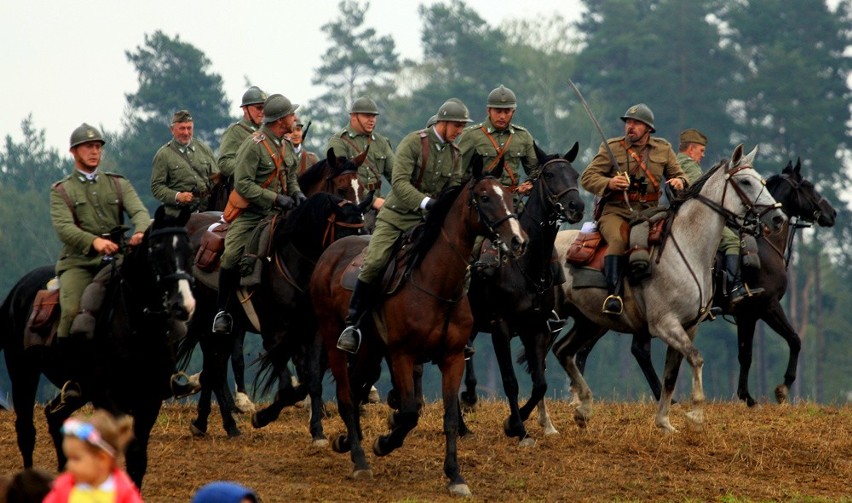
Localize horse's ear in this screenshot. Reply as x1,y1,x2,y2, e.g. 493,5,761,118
565,142,579,163
153,205,166,226
490,156,505,180
533,141,548,165
470,153,484,179
742,145,759,168
794,158,802,176
783,160,793,174
326,148,337,166
730,144,744,170
353,145,369,167
357,190,376,214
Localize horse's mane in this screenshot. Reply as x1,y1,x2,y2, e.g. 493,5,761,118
673,158,727,204
297,158,329,192
275,193,335,243
408,182,467,269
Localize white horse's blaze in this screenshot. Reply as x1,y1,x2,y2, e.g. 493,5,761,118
350,178,361,205
178,279,196,319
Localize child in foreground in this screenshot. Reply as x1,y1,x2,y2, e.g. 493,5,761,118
43,409,143,503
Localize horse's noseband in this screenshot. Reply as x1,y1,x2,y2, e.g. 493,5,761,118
148,226,194,284
537,159,580,226
469,176,519,246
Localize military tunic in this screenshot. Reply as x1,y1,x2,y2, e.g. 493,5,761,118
358,127,464,283
151,139,217,214
51,171,151,337
217,118,258,178
676,152,703,185
220,125,299,270
295,146,320,176
581,136,685,255
326,125,395,192
457,117,538,190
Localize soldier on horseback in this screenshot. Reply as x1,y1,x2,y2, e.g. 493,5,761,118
336,99,473,354
212,93,306,335
580,104,687,316
218,86,267,181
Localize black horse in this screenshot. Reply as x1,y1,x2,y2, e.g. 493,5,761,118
181,192,373,439
0,207,195,488
565,159,836,406
462,143,584,443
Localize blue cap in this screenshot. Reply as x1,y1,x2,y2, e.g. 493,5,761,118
191,481,258,503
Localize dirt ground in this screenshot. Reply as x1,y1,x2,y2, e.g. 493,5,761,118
0,399,849,502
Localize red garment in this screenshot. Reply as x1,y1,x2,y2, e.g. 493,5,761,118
43,468,144,503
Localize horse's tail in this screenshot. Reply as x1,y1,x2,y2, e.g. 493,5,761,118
252,342,285,397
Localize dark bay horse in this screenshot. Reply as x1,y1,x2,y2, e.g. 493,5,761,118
298,148,369,204
311,159,526,497
568,159,836,406
552,145,786,432
181,192,373,438
462,143,584,444
0,207,195,488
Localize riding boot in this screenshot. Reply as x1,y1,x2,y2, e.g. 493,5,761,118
53,337,91,413
726,254,764,307
212,267,240,334
337,279,379,354
602,255,624,316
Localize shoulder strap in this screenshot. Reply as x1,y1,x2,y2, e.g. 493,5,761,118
620,140,660,192
257,136,285,193
52,181,80,227
480,126,516,186
237,122,254,134
416,130,430,189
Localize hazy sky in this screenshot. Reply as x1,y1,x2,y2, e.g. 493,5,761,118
1,0,584,153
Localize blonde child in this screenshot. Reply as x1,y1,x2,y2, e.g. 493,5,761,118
43,410,143,503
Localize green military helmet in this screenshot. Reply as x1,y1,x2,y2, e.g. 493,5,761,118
241,86,267,107
487,84,517,109
263,94,299,124
425,114,438,128
350,96,380,115
436,98,472,123
620,103,655,132
69,123,105,148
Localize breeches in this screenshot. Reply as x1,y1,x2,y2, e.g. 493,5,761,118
719,226,740,255
598,213,630,256
358,218,404,284
220,214,264,270
58,267,96,338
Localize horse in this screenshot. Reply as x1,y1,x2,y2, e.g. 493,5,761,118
180,192,374,438
567,159,836,407
311,158,526,497
298,148,369,204
0,206,195,488
551,145,786,432
461,143,584,444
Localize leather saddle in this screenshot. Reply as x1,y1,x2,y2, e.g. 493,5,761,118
340,223,425,295
565,218,668,277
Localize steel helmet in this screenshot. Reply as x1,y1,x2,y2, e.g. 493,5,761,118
620,103,655,132
69,123,105,148
436,99,472,123
263,94,299,124
486,84,517,109
350,96,380,115
241,86,267,107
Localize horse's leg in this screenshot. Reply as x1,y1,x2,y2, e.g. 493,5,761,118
653,319,704,431
552,317,602,428
214,382,240,438
630,333,664,401
440,351,471,497
325,335,371,477
44,391,83,471
307,333,329,447
191,387,212,437
570,328,607,407
517,322,549,431
761,302,801,405
490,320,528,442
536,398,558,436
373,353,419,456
735,314,759,407
460,331,478,410
125,400,162,489
9,361,39,468
656,345,684,432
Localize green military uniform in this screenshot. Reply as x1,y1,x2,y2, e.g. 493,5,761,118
457,117,538,192
151,138,217,214
677,146,738,255
295,145,320,176
358,127,465,284
218,118,259,179
220,125,299,270
581,136,685,255
676,152,703,185
51,171,151,338
326,125,395,192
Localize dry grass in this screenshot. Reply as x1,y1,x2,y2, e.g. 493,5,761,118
0,400,849,502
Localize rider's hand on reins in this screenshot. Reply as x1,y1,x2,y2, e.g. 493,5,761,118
93,236,119,256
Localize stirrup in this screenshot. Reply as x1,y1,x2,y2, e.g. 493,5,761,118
211,311,233,335
463,345,475,361
602,295,623,315
336,325,361,354
547,310,565,334
171,372,202,399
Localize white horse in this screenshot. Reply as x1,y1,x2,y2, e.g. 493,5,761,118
553,145,786,431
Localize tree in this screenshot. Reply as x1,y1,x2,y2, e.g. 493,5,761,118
0,115,70,193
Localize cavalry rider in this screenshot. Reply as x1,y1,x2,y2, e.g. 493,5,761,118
150,110,218,215
336,99,474,354
326,96,395,212
218,86,267,183
50,124,152,403
676,128,762,306
212,94,306,335
290,120,319,175
580,104,687,316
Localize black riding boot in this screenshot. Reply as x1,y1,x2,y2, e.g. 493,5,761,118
212,266,240,334
726,254,763,307
337,279,378,354
53,337,90,412
602,255,624,316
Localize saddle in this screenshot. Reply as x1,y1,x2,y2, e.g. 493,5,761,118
340,224,423,294
195,220,228,272
24,285,60,349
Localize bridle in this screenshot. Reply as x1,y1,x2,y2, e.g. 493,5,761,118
528,158,580,227
148,226,194,284
767,172,826,267
469,175,519,249
692,162,781,233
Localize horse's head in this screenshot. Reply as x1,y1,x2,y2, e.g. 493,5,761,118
146,206,196,322
327,147,369,204
532,141,585,224
766,158,836,227
469,154,527,258
275,192,369,260
721,144,786,233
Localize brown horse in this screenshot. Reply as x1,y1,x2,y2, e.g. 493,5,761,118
298,148,369,204
310,159,526,497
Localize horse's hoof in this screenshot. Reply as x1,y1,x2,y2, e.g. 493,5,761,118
312,438,329,449
367,386,381,404
332,435,350,454
519,436,536,448
351,469,373,480
251,412,267,429
189,422,206,438
774,384,789,404
685,409,704,431
448,483,472,497
542,426,559,437
226,426,241,438
573,411,588,429
656,417,678,433
234,392,256,414
502,417,525,438
372,436,389,457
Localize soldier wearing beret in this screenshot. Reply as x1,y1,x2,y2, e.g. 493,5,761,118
580,103,687,315
336,99,473,354
150,110,217,215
